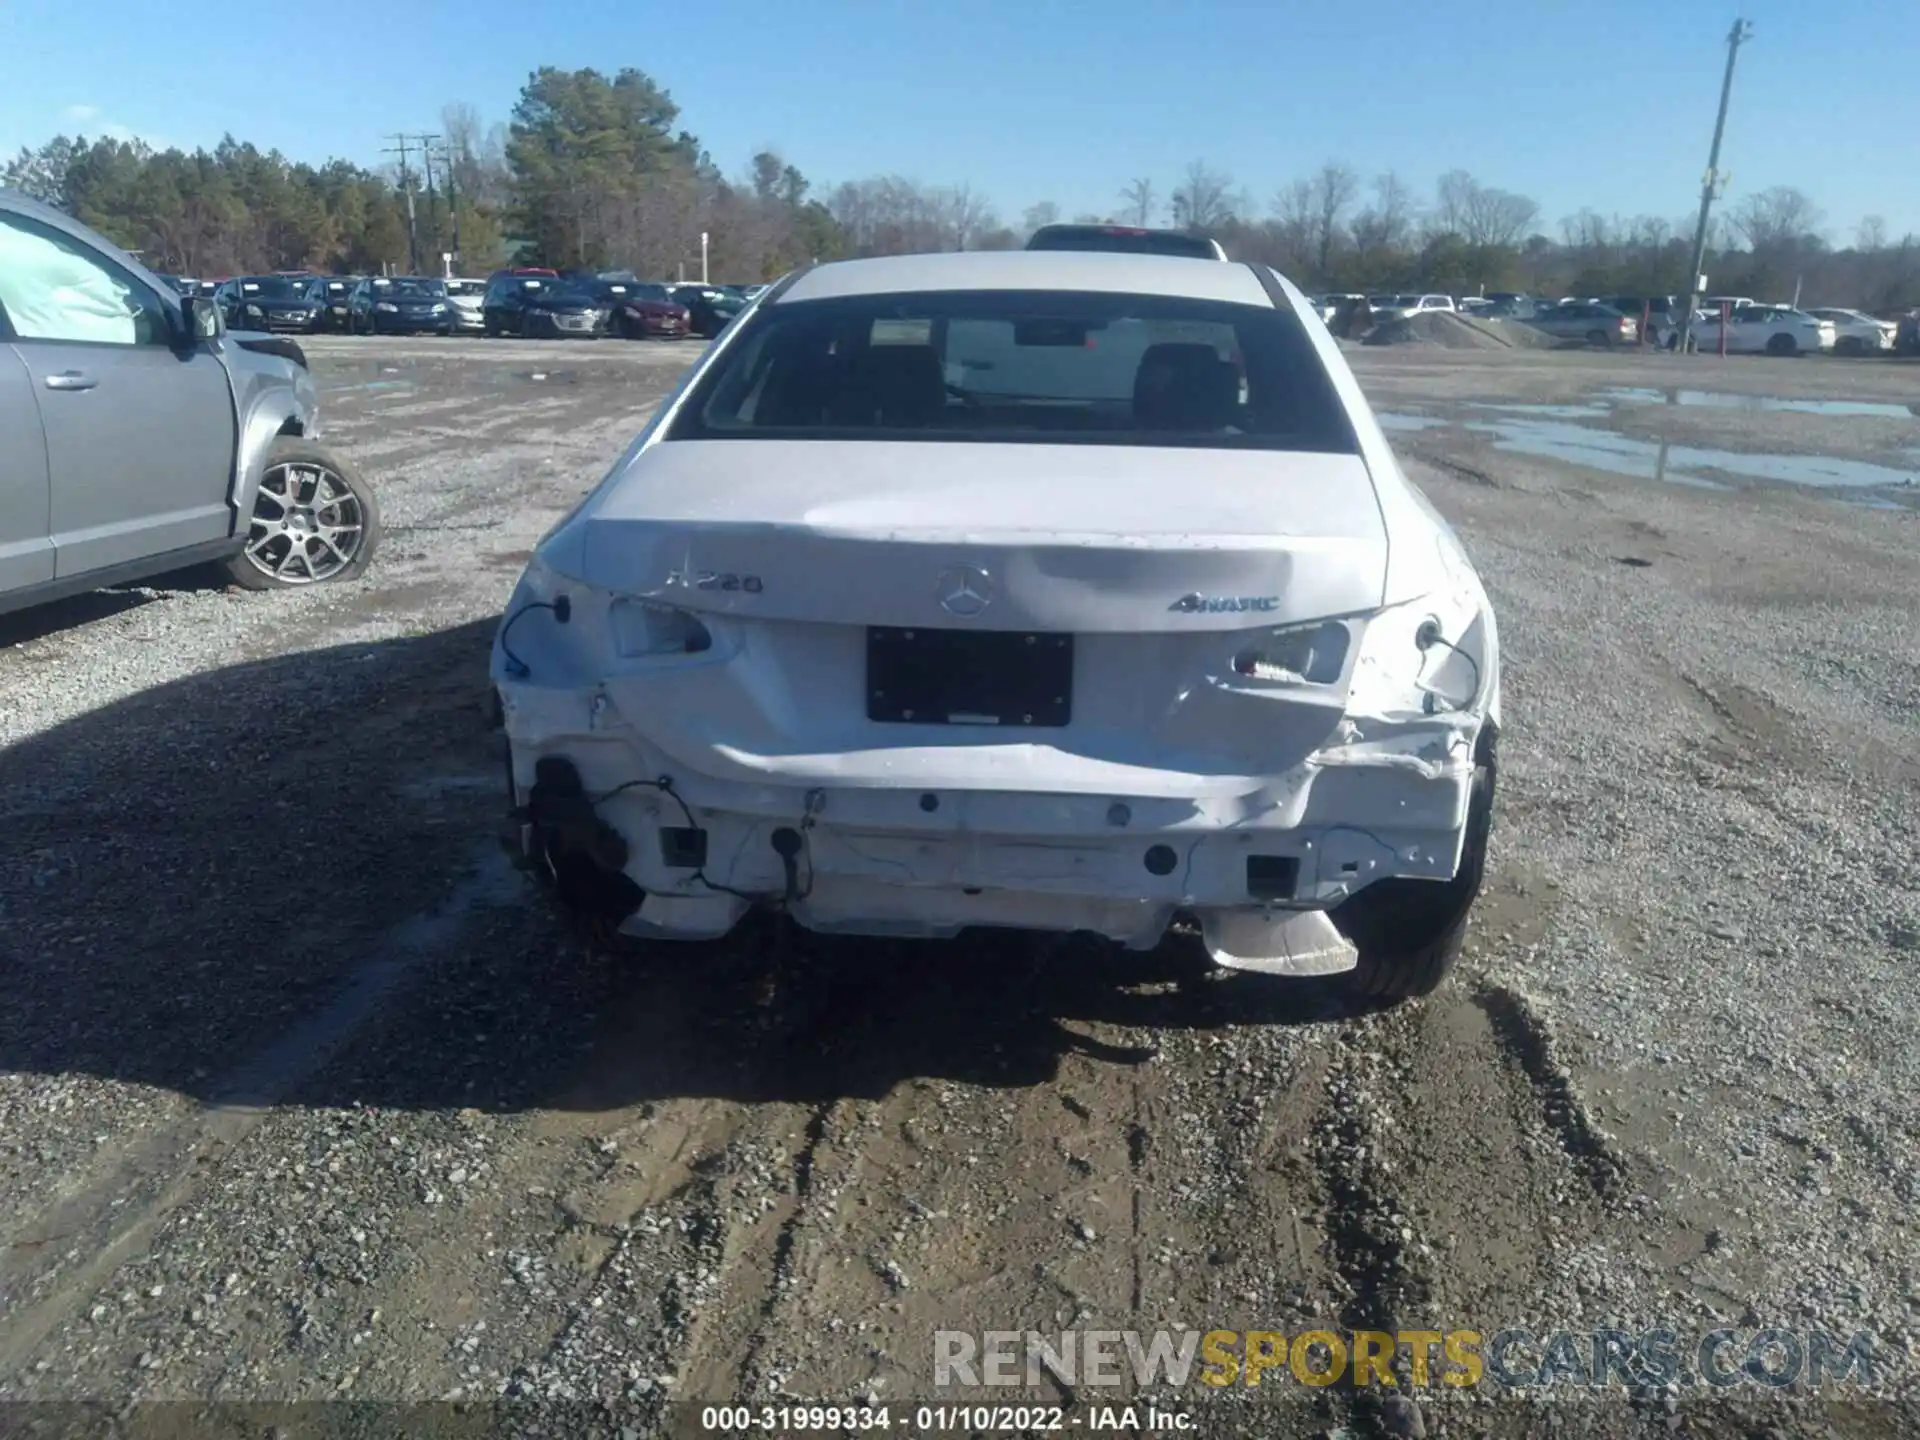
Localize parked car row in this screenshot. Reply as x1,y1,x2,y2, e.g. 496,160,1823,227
1298,286,1908,357
150,268,762,342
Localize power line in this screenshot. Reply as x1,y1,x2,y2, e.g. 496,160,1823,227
1677,19,1754,357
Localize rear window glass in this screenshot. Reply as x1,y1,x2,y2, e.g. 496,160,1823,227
1025,226,1220,259
665,288,1358,454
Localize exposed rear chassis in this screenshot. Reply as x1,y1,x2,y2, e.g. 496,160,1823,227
496,680,1495,972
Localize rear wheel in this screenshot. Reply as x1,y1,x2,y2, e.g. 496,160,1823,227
1766,332,1798,357
1586,328,1611,348
1327,741,1496,1006
1835,336,1863,357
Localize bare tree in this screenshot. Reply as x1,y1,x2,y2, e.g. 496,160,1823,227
824,176,1000,255
1626,214,1672,250
1560,210,1612,252
1266,180,1315,273
1118,177,1156,227
941,184,998,250
1730,186,1824,250
1461,184,1539,248
1170,160,1238,231
1430,169,1476,237
1021,200,1060,238
1308,161,1360,278
1855,214,1888,252
1350,171,1414,255
441,101,509,209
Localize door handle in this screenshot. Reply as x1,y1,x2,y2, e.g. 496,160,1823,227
44,370,98,391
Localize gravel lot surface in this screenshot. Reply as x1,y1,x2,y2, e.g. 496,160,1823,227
1,336,1915,1438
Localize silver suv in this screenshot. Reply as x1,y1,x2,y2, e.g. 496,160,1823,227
0,189,379,617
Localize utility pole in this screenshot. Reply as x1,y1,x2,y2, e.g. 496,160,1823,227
415,133,442,262
436,142,462,272
381,133,420,274
1677,19,1753,357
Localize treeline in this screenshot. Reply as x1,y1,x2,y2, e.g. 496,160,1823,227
1134,161,1920,311
6,72,1917,310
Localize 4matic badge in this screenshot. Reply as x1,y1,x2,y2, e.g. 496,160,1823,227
1170,593,1279,614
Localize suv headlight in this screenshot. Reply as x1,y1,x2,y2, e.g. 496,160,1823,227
432,302,448,312
610,597,712,657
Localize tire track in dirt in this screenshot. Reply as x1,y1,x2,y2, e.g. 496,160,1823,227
1475,983,1631,1204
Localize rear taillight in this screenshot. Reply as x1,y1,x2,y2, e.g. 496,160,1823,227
1231,621,1352,685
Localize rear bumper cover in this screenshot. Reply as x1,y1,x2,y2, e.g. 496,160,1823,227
498,677,1484,954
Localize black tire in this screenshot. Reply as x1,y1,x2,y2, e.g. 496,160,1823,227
1766,332,1797,357
1834,336,1862,357
222,438,381,591
1586,328,1611,348
1328,750,1496,1006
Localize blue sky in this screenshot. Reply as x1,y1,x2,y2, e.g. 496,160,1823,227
4,0,1916,242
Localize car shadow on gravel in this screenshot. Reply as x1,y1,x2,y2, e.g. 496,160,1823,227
0,615,1356,1120
536,922,1358,1109
0,617,508,1116
0,572,231,647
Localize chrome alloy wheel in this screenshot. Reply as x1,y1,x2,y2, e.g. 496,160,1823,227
244,460,367,584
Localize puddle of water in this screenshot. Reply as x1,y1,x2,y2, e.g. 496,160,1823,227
1375,412,1446,431
1466,417,1919,492
1468,401,1613,419
1600,387,1917,419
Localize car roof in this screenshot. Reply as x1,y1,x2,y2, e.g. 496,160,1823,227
777,250,1274,307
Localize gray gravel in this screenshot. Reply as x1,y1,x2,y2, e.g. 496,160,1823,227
1,337,1916,1437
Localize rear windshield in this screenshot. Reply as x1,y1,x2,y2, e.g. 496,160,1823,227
665,288,1358,454
1025,226,1220,260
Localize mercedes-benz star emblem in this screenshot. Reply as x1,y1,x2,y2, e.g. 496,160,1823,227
936,565,993,617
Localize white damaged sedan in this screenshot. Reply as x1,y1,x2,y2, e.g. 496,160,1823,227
493,250,1500,1003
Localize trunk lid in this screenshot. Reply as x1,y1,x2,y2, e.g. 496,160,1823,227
572,440,1386,632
